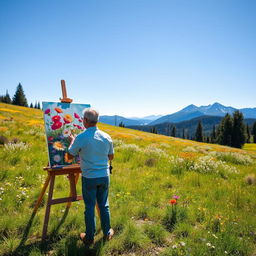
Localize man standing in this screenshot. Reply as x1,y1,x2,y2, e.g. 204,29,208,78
68,108,114,244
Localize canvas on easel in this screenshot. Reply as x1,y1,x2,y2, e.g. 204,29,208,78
42,102,90,167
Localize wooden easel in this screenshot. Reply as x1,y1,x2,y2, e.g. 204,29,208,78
33,80,99,240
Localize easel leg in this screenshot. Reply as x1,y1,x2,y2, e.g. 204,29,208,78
66,173,80,208
42,174,55,240
33,175,51,214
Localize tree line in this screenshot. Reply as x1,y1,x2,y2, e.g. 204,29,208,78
0,83,41,109
149,111,256,149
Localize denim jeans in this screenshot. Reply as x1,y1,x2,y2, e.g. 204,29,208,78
82,176,111,240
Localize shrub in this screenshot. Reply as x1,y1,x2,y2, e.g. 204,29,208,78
211,151,254,165
244,174,256,185
0,135,8,145
144,224,168,245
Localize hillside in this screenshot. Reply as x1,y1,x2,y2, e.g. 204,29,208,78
0,103,256,256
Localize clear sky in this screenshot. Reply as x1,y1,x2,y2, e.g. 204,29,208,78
0,0,255,117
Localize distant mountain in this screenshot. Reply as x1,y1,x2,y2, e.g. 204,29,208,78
100,115,163,126
99,115,150,126
150,102,256,125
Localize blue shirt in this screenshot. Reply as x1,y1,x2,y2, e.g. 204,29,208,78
68,127,114,178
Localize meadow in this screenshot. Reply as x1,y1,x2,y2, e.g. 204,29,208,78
0,102,256,256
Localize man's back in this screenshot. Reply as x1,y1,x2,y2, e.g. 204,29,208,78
69,126,114,178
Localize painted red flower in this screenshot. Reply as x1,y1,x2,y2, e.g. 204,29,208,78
51,121,62,130
52,115,61,122
78,119,83,122
74,113,80,119
77,125,83,130
44,109,50,114
55,107,63,113
48,136,54,141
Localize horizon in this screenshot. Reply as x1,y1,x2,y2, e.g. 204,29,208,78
1,0,256,116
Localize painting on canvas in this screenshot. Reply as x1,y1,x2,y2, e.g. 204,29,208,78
42,102,90,167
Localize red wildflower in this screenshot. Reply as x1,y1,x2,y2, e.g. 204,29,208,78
169,199,177,205
52,115,61,122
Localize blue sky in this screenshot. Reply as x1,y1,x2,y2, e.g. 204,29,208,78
0,0,255,117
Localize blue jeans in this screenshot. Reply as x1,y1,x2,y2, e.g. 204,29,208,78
82,176,111,240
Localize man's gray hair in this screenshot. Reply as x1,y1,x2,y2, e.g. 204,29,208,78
83,108,99,124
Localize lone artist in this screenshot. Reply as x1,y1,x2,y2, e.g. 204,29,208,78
68,108,114,244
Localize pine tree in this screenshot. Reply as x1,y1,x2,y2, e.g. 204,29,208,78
119,122,125,128
182,128,185,139
30,103,33,108
211,125,216,143
12,83,28,107
34,101,38,109
217,114,233,146
195,121,203,142
252,122,256,143
150,126,157,134
171,126,176,137
246,124,251,143
231,111,246,148
0,90,12,104
37,101,41,109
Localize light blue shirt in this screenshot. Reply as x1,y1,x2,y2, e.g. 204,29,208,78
68,127,114,178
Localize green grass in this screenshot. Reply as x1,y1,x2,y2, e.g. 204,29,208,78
0,102,256,255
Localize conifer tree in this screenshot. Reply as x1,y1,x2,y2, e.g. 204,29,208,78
195,121,203,142
220,114,233,146
246,124,251,143
30,103,33,108
252,122,256,143
34,101,37,109
171,126,176,137
211,125,216,143
0,90,11,104
12,83,28,107
182,128,185,139
37,101,41,109
231,111,246,148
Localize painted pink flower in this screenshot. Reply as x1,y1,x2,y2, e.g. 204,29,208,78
78,119,83,122
44,109,50,114
77,125,83,130
51,121,62,130
52,115,61,123
74,113,80,119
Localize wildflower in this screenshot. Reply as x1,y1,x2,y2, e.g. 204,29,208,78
173,195,180,200
62,129,71,137
44,109,50,114
224,251,228,254
74,113,80,119
53,154,61,162
64,114,73,124
53,141,65,151
169,199,177,205
52,115,61,122
206,242,212,247
211,246,215,249
51,121,62,130
55,107,63,113
212,234,218,239
180,241,186,246
172,244,178,249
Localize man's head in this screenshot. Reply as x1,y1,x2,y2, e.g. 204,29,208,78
83,108,99,128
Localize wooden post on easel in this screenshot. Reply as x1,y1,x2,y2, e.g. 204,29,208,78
33,80,100,240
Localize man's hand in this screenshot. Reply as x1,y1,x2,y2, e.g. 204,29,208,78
108,154,114,161
68,133,76,144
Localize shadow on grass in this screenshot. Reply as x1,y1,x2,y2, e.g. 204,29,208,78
6,207,105,256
